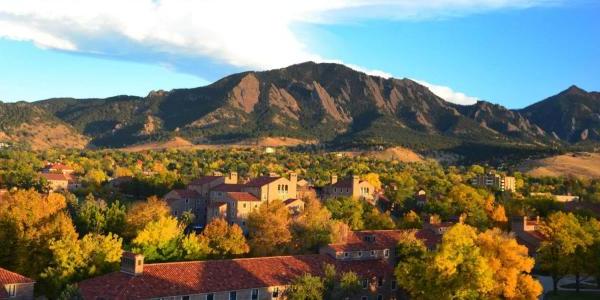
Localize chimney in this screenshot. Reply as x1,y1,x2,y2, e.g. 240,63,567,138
228,172,238,184
213,171,223,176
121,252,144,275
352,175,360,187
331,174,338,185
289,172,297,187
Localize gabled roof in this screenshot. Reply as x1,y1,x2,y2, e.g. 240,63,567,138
283,198,302,206
211,184,246,192
44,162,73,170
226,192,259,202
189,176,223,186
327,229,441,252
39,173,69,182
245,176,281,187
78,255,393,300
0,267,34,285
173,189,201,199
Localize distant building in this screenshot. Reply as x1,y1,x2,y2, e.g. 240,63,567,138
164,172,302,231
39,173,70,192
415,189,427,207
511,216,544,256
471,173,516,192
41,162,74,175
323,175,376,201
0,267,35,300
530,192,579,203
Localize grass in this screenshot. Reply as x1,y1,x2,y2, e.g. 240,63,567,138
544,291,600,300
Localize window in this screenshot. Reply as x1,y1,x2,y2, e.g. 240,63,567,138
251,288,259,300
185,199,189,204
371,250,376,257
182,296,190,300
377,295,383,300
243,203,247,208
378,277,383,287
391,280,397,291
361,296,368,300
229,291,237,300
7,284,16,297
362,279,368,289
358,251,362,257
272,287,279,298
384,249,390,258
344,252,349,258
206,294,214,300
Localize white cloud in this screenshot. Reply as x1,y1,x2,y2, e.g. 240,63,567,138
414,79,479,105
0,0,557,103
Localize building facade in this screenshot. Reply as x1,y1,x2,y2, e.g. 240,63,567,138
0,267,34,300
471,173,516,192
323,175,376,201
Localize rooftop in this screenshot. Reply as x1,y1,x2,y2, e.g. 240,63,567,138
173,189,201,198
39,173,69,181
189,176,224,186
327,229,441,252
226,192,259,202
0,267,34,285
78,255,393,300
244,176,281,187
211,184,246,193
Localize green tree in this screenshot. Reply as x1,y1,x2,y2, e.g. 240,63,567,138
291,198,335,252
324,197,364,230
285,274,324,300
131,216,183,262
181,233,210,260
362,207,395,230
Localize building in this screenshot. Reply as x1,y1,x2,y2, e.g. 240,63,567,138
530,192,580,203
471,173,516,192
78,228,448,300
0,267,35,300
296,179,317,201
39,173,70,192
415,189,427,207
511,216,544,256
323,175,376,201
164,172,301,231
41,162,75,175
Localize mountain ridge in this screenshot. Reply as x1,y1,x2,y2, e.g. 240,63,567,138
1,62,598,153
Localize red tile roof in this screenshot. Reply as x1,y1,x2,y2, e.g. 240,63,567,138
245,176,280,187
226,192,259,202
328,178,355,188
78,255,393,300
327,229,441,252
45,162,73,170
39,173,69,181
211,184,246,192
189,176,223,186
0,267,34,285
173,189,201,198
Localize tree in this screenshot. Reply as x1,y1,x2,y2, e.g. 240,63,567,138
291,198,335,252
398,210,422,229
104,201,126,236
285,274,324,300
75,194,107,235
386,171,417,208
247,200,292,256
476,228,542,299
179,210,196,228
131,216,183,262
201,218,249,258
124,196,171,240
84,169,108,187
537,212,593,294
181,233,210,260
363,207,395,230
363,173,382,190
0,190,77,279
42,233,122,297
324,197,364,230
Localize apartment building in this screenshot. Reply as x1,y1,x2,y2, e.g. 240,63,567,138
0,267,34,300
323,175,376,201
78,227,448,300
471,173,516,192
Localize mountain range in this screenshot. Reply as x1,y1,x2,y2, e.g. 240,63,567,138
0,62,598,152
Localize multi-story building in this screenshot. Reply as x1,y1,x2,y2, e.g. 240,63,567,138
323,175,376,201
78,228,446,300
164,173,299,230
41,162,75,175
471,173,516,192
511,216,544,256
0,267,35,300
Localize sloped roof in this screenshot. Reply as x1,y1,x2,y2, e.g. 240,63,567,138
245,176,280,187
0,267,34,285
78,255,393,300
189,176,223,186
327,229,441,252
39,173,69,182
173,189,201,198
211,184,246,192
226,192,259,202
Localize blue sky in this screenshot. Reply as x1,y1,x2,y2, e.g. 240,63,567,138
0,0,599,108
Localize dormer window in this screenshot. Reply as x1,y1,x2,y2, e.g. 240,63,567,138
363,235,376,242
384,249,389,258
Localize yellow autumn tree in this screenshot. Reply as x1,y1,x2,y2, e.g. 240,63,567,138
124,196,171,240
132,216,183,262
476,228,542,299
201,218,249,258
247,200,292,256
363,173,382,190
